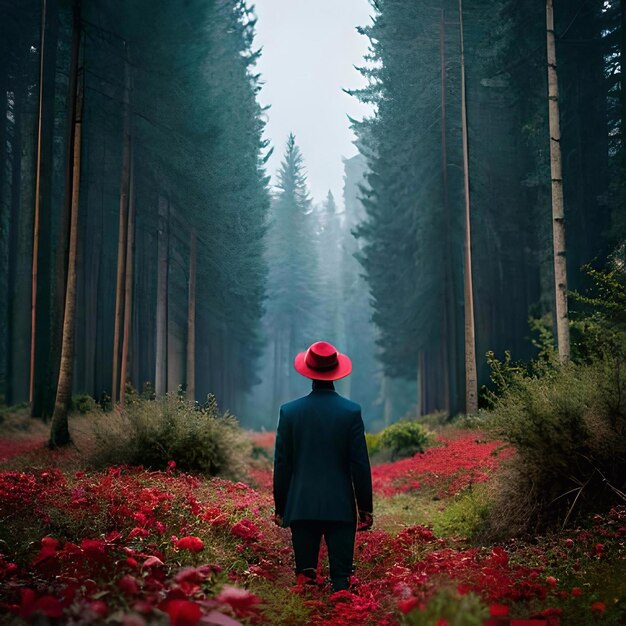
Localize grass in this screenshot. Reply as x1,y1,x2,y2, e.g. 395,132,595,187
372,483,491,542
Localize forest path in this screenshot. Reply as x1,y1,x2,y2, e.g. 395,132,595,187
0,424,623,624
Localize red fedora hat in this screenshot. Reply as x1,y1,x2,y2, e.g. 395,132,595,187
294,341,352,381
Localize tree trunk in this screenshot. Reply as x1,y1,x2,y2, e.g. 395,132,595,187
31,0,59,417
546,0,570,362
621,0,626,144
418,351,426,417
49,34,83,448
29,0,48,406
112,46,131,403
119,140,135,405
440,10,452,417
155,195,169,396
186,228,196,401
382,375,392,427
11,77,37,405
0,59,8,400
51,0,80,415
459,0,478,415
5,80,24,406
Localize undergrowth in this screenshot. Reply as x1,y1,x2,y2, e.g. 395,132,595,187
90,395,252,480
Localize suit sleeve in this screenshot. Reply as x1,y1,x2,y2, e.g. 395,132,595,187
350,408,373,514
273,407,293,516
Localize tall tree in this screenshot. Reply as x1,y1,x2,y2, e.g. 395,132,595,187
186,228,197,401
459,0,478,413
112,44,132,404
49,17,82,447
264,134,318,409
546,0,569,362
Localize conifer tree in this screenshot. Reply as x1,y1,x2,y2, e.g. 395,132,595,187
264,134,318,407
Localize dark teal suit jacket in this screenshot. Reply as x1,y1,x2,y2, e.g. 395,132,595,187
273,388,373,527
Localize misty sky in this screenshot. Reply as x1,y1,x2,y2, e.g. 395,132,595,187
253,0,375,207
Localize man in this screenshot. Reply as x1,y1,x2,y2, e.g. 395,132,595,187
273,340,373,592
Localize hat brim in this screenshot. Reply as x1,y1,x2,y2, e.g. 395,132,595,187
293,351,352,381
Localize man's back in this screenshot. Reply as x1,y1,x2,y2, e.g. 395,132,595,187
274,387,372,526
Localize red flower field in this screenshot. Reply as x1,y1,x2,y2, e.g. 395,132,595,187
0,429,624,625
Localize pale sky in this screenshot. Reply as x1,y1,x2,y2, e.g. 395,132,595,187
252,0,375,207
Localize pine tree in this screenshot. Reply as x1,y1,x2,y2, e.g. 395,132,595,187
264,134,319,408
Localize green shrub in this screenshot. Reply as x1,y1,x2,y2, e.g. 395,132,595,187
365,432,381,457
486,358,626,537
415,411,450,428
401,590,488,625
379,420,433,460
90,394,252,479
71,394,97,414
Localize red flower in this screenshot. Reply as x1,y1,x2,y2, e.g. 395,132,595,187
216,585,261,617
489,547,509,567
17,588,64,619
398,596,419,614
571,587,583,597
118,574,141,595
538,607,563,617
489,604,509,616
230,518,261,542
176,536,204,552
88,600,109,617
159,599,201,626
546,576,558,588
32,536,60,566
564,538,574,548
594,543,604,556
591,601,606,613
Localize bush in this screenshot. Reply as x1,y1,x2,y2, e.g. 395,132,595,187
90,394,252,479
365,432,381,457
485,358,626,537
71,394,97,414
378,420,433,460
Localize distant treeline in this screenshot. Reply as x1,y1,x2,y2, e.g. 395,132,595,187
350,0,626,415
0,0,269,427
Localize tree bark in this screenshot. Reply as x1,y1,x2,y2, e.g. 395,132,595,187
51,0,80,415
440,10,452,417
31,0,59,417
112,45,132,403
0,57,7,400
49,30,83,448
119,140,135,405
186,228,196,401
546,0,570,362
459,0,478,414
155,195,169,396
5,79,24,406
29,0,48,406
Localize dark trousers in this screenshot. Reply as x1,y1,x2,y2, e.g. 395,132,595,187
290,520,356,591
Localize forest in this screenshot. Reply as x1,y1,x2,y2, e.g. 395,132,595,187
2,0,624,434
0,0,625,623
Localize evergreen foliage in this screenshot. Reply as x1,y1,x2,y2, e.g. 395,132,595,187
350,0,624,416
261,134,319,410
0,0,270,421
